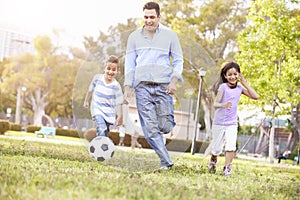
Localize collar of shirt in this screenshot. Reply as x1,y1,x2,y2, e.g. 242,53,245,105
140,23,162,34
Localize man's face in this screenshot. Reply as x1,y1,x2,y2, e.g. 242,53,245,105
143,9,160,32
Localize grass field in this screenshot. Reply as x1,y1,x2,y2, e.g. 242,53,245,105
0,134,300,200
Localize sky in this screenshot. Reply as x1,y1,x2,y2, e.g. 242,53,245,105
0,0,146,47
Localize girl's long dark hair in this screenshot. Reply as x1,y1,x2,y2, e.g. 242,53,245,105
212,61,241,95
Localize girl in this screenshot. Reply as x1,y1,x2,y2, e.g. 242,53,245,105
208,61,259,176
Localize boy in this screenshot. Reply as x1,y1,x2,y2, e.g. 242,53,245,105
83,55,123,139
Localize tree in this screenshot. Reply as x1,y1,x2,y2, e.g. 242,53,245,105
1,35,80,125
235,0,300,163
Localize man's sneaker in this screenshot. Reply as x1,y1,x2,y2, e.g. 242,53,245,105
223,164,232,177
208,157,217,173
159,164,173,171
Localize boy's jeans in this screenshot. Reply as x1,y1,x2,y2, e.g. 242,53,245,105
135,82,175,167
93,115,110,137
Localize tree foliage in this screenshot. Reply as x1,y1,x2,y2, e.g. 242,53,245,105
0,35,81,125
235,0,300,116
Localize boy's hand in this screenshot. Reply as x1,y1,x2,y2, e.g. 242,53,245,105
83,101,89,109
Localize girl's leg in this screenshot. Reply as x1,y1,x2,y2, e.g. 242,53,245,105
208,125,225,173
225,151,234,166
208,154,218,173
223,125,237,176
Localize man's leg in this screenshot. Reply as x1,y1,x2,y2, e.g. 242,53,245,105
156,83,175,134
136,84,173,167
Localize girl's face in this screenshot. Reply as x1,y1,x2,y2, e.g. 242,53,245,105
104,62,118,82
224,67,239,86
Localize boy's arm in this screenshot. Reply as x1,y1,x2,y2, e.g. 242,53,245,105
115,104,123,126
83,91,92,108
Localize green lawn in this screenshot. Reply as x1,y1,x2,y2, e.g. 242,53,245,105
0,136,299,200
4,130,85,142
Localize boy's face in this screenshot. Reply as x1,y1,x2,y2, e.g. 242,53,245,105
104,62,118,81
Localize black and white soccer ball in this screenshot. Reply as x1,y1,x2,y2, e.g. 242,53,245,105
88,136,116,162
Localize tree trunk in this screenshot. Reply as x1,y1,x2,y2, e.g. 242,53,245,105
203,101,211,141
30,88,49,126
269,118,275,164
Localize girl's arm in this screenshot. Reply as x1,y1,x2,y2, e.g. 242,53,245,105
213,89,232,109
239,73,259,100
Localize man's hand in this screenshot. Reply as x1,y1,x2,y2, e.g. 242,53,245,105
166,77,178,94
116,115,123,126
124,85,132,104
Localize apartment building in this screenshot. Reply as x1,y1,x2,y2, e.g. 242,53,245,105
0,27,35,61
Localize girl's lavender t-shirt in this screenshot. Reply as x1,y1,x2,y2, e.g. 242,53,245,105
213,83,243,126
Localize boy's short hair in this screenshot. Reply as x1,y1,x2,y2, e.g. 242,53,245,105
107,55,119,65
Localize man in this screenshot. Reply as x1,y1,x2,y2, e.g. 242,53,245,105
124,2,183,170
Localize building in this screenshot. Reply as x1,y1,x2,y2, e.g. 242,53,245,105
0,27,35,61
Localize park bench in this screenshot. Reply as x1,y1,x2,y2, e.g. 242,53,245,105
35,126,56,138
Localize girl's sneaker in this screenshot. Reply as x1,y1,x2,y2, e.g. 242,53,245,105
223,164,232,177
208,157,217,173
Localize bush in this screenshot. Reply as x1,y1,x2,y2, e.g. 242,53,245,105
83,128,97,142
0,120,10,135
56,128,80,138
9,123,22,131
26,125,41,133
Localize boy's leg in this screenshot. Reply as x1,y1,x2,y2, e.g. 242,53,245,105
93,115,109,137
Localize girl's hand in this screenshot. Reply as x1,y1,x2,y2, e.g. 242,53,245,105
238,73,246,84
223,101,232,109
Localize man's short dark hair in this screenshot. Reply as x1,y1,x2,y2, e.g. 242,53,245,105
143,2,160,17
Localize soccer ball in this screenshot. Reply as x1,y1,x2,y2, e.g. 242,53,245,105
88,136,116,162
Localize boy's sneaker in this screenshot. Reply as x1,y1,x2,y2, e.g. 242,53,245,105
223,164,232,177
208,157,217,173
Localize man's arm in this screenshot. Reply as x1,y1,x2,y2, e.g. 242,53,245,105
170,32,184,83
124,33,136,104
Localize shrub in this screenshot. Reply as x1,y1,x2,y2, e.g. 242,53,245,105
26,125,41,133
0,120,10,135
56,128,80,138
83,128,97,142
9,123,22,131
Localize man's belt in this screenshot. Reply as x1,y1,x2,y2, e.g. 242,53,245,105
141,81,161,86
